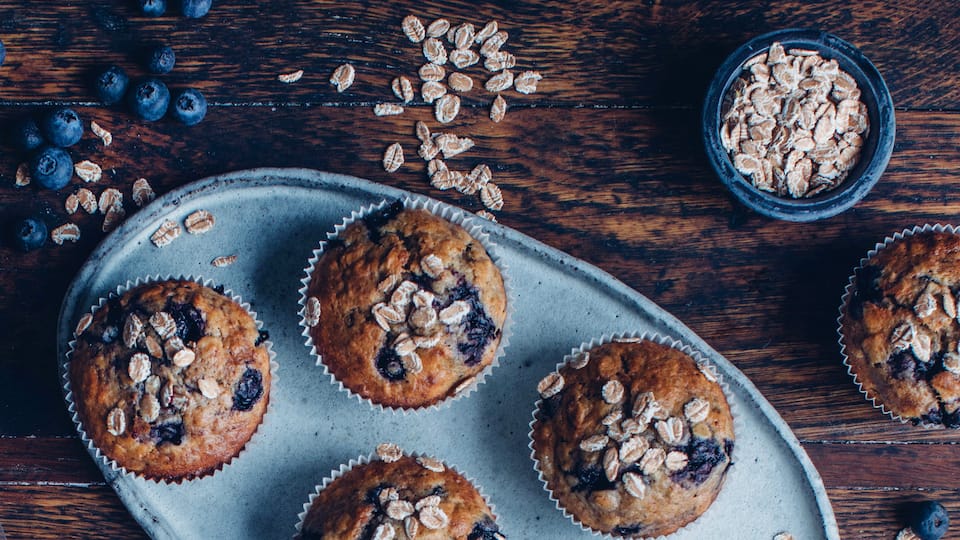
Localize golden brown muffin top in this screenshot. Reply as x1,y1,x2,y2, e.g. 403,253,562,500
69,279,271,481
532,339,734,537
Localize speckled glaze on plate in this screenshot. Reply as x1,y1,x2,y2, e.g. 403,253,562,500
57,168,838,539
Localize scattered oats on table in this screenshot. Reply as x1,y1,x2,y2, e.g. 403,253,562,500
490,94,507,122
51,223,81,245
65,194,80,214
77,188,97,213
383,143,404,173
392,76,415,103
98,188,123,213
277,69,304,83
402,15,426,43
90,121,112,146
132,178,155,207
102,205,125,232
434,94,461,124
15,163,30,187
330,63,355,92
75,160,102,183
373,103,404,116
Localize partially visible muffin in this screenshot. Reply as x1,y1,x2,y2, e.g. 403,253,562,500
303,201,508,409
298,444,504,540
531,338,735,537
69,279,271,481
841,229,960,426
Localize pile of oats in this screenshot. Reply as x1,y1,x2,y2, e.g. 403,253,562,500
373,15,543,218
721,42,869,198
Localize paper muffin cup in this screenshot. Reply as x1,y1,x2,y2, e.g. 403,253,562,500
837,223,960,428
293,445,500,539
62,275,279,484
527,331,741,539
297,196,514,413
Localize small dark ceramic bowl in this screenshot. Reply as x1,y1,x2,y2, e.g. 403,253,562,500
702,29,895,222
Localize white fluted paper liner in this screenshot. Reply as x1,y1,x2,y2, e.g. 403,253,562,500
527,331,742,539
62,275,279,484
293,447,500,539
837,223,960,429
297,196,514,413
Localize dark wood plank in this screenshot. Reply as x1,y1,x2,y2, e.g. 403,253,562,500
4,106,960,440
0,1,959,108
0,437,102,484
0,484,147,539
830,487,958,539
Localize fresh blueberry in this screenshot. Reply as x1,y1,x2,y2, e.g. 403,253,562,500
909,500,949,540
138,0,166,16
0,39,5,67
29,146,73,190
146,44,175,74
95,65,129,105
172,88,207,125
128,78,170,121
180,0,212,18
10,116,45,152
40,108,83,148
11,217,47,252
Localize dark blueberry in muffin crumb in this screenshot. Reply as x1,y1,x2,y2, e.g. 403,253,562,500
572,464,614,492
613,524,644,536
375,345,406,381
448,280,499,366
167,302,205,343
255,329,269,346
232,368,263,411
468,516,503,540
429,485,446,498
670,437,729,487
888,350,933,381
364,484,391,511
908,500,949,540
849,264,883,319
101,325,120,344
362,200,404,242
539,394,562,420
150,421,185,445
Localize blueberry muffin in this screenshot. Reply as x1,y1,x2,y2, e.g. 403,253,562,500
303,201,507,409
68,279,271,481
841,229,960,426
531,338,735,537
298,444,504,539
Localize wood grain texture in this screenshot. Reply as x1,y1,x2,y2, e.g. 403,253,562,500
0,1,959,108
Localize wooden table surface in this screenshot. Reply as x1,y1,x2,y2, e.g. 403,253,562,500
0,1,957,538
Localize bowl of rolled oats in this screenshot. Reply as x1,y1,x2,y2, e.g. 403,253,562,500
703,28,895,222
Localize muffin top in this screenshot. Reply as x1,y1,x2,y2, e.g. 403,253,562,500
531,339,734,537
69,279,271,480
842,230,960,426
305,202,507,409
299,446,503,540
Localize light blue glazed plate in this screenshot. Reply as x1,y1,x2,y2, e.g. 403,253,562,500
57,168,839,539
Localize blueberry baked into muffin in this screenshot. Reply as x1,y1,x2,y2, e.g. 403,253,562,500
303,201,507,409
531,338,735,537
298,443,504,540
841,229,960,426
68,279,271,481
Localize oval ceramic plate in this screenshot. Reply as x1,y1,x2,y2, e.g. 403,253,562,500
57,168,839,539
